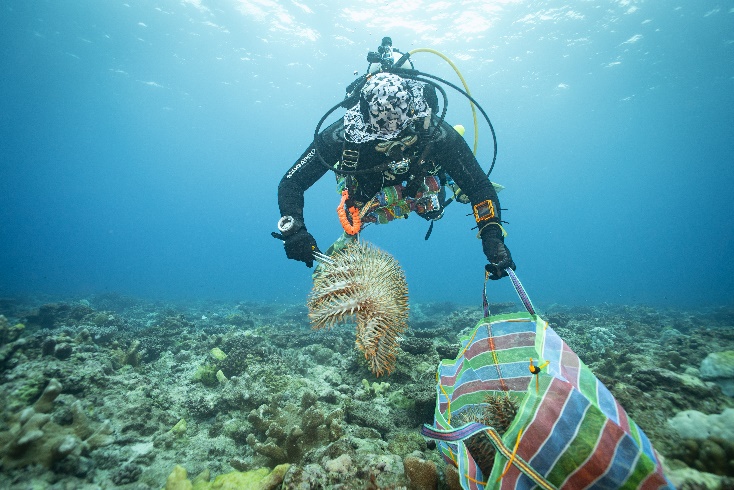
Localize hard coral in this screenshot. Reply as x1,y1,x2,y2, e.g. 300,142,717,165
0,378,114,470
244,392,341,466
0,315,24,345
403,455,438,490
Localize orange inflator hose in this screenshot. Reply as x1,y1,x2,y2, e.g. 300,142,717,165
337,190,361,235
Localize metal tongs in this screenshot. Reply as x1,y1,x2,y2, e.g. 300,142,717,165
312,251,334,265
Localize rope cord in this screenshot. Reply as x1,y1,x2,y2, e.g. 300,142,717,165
464,474,486,485
336,190,361,235
484,428,557,490
392,68,498,177
498,428,524,481
529,357,551,393
487,323,508,393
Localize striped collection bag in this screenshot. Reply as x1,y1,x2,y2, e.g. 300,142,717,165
421,270,673,490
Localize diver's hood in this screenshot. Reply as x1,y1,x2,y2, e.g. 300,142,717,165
344,73,431,144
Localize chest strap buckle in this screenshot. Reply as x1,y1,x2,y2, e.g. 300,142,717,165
342,149,359,168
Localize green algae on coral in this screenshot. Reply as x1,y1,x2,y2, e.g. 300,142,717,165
170,418,187,436
164,464,289,490
387,389,415,410
209,347,227,361
361,378,390,397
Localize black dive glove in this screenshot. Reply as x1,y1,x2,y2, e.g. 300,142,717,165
480,223,516,280
272,216,320,268
283,229,319,268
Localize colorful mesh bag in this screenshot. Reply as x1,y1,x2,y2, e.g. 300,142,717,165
421,270,673,490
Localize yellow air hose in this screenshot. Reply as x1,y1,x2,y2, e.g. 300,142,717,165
408,48,479,155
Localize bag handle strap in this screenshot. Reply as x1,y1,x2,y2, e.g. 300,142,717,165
483,268,536,317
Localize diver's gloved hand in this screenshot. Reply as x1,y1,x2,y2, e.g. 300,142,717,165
283,228,319,268
272,216,320,268
480,223,516,280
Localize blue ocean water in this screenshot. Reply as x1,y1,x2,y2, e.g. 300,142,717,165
1,1,732,308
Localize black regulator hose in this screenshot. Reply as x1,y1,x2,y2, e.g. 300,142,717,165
390,67,498,177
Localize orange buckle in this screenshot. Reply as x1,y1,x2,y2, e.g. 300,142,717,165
473,199,496,222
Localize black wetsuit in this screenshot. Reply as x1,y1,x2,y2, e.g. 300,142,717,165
278,117,502,228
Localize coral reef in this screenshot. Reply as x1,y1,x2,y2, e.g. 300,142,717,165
669,408,734,441
0,378,114,471
164,463,289,490
404,454,439,489
0,296,731,489
308,241,409,376
699,350,734,396
244,391,342,465
667,409,734,477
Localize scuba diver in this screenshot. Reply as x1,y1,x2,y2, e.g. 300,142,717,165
274,37,515,280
